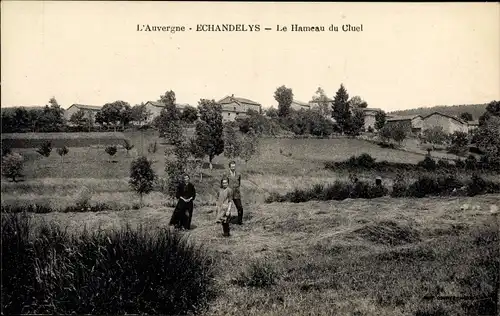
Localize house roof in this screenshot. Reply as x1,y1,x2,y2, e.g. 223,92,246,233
145,101,192,109
422,112,465,124
387,115,423,122
468,120,479,126
68,104,101,111
362,107,382,112
218,95,261,106
292,100,310,108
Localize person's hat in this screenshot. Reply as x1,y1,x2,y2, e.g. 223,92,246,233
376,176,382,181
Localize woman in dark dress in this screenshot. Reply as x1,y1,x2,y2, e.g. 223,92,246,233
169,174,196,230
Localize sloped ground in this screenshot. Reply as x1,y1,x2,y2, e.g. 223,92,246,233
31,194,500,316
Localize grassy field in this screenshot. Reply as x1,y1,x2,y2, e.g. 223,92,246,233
2,130,499,315
25,194,500,316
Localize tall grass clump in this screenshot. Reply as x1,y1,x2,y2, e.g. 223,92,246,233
233,260,280,288
1,212,215,315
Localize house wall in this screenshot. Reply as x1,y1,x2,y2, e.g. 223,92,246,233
144,103,164,123
65,107,98,123
422,114,468,134
64,106,80,121
364,114,376,131
386,120,412,134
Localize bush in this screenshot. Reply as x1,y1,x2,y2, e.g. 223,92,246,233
1,212,215,315
36,141,52,157
418,156,437,171
466,173,500,196
465,154,477,170
448,131,469,155
2,152,24,182
129,156,156,205
105,145,117,157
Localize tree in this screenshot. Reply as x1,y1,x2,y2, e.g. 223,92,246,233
2,152,23,182
156,92,183,143
180,106,198,124
346,108,365,136
274,85,293,117
422,126,449,145
129,156,156,206
479,100,500,126
375,111,387,130
105,145,117,161
460,112,473,122
160,90,176,107
39,97,65,131
69,109,89,128
265,107,279,118
98,102,121,130
391,123,407,146
349,95,368,109
379,125,392,144
56,146,69,177
194,99,224,169
188,138,206,181
12,108,31,132
131,103,152,125
474,115,500,170
448,131,469,156
224,124,242,159
240,128,259,163
36,141,52,157
311,87,331,117
332,84,351,134
123,139,134,156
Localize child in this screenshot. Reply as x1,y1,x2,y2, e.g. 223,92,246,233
215,177,233,237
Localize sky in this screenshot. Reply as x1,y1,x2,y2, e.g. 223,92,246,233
1,2,499,112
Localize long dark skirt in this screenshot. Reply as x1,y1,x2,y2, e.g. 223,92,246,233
169,199,193,229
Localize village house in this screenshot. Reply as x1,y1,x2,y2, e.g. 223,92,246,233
308,98,334,116
218,94,262,122
421,112,468,134
385,115,424,135
360,108,382,131
64,104,101,124
467,120,479,132
143,101,193,123
290,100,311,111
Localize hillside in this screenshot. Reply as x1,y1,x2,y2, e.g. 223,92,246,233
388,103,488,120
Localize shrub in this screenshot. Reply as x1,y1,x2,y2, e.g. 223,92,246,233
36,141,52,157
1,213,215,315
105,145,117,157
391,173,410,197
418,156,437,171
465,154,477,170
2,152,24,182
147,141,158,154
448,131,469,155
129,156,156,206
2,142,12,157
123,139,134,155
422,126,449,145
466,173,500,196
234,261,279,288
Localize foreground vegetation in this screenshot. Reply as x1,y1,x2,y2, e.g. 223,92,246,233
1,212,215,315
7,194,498,316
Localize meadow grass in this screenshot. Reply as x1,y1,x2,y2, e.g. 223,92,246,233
2,132,499,315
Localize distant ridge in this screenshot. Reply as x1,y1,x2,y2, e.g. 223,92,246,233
388,103,488,120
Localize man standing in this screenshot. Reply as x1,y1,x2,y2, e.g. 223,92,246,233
227,161,244,225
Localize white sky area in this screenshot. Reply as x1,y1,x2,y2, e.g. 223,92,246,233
1,2,499,111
